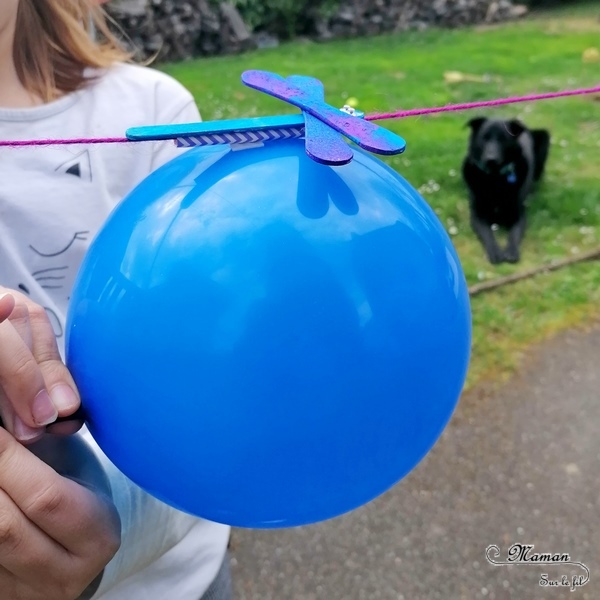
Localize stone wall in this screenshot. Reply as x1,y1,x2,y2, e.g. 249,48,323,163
106,0,255,62
105,0,527,62
316,0,528,40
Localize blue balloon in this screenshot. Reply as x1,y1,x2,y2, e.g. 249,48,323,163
66,139,471,528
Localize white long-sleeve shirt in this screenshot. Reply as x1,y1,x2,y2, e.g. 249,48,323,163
0,63,230,600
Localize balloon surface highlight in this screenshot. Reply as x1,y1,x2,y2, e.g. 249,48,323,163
66,139,471,528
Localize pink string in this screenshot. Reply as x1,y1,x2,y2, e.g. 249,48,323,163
365,85,600,121
0,136,129,147
0,85,597,147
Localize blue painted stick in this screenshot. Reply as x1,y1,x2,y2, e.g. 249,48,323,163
126,115,306,141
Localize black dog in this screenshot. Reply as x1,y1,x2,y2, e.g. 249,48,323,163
462,118,550,264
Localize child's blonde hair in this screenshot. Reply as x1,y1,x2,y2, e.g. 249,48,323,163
15,0,131,102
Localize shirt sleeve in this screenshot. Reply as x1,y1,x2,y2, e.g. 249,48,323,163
85,428,229,600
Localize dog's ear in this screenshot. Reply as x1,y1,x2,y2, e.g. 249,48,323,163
507,119,526,138
466,117,487,132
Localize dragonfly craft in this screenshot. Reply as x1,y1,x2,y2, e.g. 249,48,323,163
126,70,407,166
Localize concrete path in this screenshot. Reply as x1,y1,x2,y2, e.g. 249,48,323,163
229,326,599,600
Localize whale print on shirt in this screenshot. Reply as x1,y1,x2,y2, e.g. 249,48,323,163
30,231,90,260
21,229,92,339
13,151,96,339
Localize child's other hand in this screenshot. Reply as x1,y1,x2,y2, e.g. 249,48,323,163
0,288,81,443
0,427,121,600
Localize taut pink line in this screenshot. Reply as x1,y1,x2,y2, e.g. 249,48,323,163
0,85,598,146
0,136,130,147
365,85,600,121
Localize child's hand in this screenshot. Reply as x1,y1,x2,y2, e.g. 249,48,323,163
0,288,81,442
0,427,121,600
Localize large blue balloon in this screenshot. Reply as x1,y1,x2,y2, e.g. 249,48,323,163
66,139,471,528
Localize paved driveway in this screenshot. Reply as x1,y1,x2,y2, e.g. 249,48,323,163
230,326,599,599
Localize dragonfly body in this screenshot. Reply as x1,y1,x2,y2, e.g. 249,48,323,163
242,71,406,159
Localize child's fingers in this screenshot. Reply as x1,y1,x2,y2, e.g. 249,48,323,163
0,294,15,323
0,320,55,431
0,427,120,555
0,486,67,581
2,294,33,348
26,302,81,418
0,388,45,444
0,289,80,431
0,429,120,599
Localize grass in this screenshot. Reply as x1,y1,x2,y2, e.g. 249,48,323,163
160,2,600,390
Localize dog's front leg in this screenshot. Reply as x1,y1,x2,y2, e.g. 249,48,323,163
505,215,527,263
470,214,504,264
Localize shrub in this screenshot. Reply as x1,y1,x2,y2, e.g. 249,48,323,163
218,0,340,38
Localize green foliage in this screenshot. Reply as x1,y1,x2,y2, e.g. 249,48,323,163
226,0,296,36
162,2,600,389
217,0,341,38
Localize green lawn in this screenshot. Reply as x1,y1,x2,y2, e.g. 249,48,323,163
161,2,600,389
